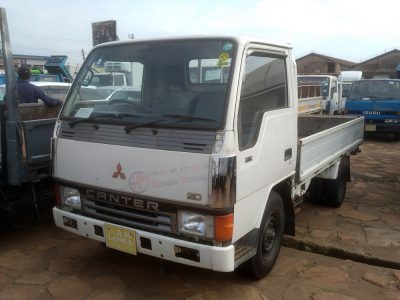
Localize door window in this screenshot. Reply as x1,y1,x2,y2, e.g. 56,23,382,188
238,53,288,150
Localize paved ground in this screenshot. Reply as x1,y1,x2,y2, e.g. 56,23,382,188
0,135,398,300
0,223,399,300
288,135,400,265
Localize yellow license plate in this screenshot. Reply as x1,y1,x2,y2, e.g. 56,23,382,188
104,224,137,255
365,124,376,131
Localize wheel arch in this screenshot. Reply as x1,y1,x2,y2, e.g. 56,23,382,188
254,178,295,236
272,179,295,236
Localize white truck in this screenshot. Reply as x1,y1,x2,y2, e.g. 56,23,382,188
297,80,324,114
298,75,343,115
338,71,362,99
52,36,364,278
87,61,144,89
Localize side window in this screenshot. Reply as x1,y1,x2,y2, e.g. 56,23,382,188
238,53,288,150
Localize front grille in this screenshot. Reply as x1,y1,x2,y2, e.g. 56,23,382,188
82,198,177,234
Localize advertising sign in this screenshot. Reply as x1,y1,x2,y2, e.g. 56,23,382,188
92,20,117,46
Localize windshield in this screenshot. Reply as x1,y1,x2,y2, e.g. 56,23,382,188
298,77,330,87
298,76,330,98
347,80,400,100
61,39,236,130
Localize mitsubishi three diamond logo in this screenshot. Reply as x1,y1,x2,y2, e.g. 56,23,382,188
112,163,126,180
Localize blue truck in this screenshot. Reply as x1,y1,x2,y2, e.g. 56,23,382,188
345,79,400,140
0,55,72,85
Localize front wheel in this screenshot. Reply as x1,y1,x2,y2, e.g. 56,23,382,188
249,191,285,279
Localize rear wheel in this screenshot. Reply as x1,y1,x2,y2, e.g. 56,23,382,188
306,160,349,208
322,163,348,208
248,191,285,279
307,178,324,205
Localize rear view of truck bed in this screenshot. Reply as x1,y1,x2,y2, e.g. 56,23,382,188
296,115,364,183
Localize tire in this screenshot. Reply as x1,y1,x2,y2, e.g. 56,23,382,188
249,191,285,279
322,163,348,208
307,178,324,205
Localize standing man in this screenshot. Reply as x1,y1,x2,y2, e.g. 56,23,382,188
16,66,61,106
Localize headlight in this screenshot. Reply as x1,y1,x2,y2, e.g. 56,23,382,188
61,186,81,209
178,211,214,239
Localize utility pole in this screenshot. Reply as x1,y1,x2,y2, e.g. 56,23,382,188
81,49,86,60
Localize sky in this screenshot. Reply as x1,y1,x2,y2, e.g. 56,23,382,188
1,0,399,67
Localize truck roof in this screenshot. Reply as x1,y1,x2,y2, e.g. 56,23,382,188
339,71,362,82
92,35,292,50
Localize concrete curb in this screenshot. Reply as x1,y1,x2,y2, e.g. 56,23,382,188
283,235,400,270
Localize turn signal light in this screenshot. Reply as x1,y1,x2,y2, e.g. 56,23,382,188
215,213,234,242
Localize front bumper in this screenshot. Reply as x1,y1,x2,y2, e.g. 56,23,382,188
364,122,400,133
53,207,235,272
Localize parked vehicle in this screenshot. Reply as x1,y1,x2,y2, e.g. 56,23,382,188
297,75,342,114
339,71,362,99
89,72,127,87
0,55,73,84
52,36,364,278
85,61,144,89
345,79,400,140
0,8,65,223
297,78,324,114
0,82,70,103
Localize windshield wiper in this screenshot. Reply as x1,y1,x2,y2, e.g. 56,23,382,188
162,114,218,123
124,118,168,133
68,113,142,128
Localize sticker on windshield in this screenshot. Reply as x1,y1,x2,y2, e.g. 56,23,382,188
74,107,94,118
222,42,233,52
218,52,230,67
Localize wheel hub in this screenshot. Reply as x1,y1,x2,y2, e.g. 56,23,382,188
262,217,277,256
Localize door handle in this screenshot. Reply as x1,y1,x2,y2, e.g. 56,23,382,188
284,148,292,161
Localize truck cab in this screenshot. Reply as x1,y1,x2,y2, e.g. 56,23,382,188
345,79,400,139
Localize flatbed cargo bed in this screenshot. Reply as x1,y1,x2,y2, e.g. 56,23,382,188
296,115,364,183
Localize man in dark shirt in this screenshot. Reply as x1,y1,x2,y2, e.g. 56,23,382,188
16,66,61,106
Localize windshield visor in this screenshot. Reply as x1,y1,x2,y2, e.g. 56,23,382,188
61,39,236,130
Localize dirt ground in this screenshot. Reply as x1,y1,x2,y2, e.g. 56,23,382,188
0,135,399,300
